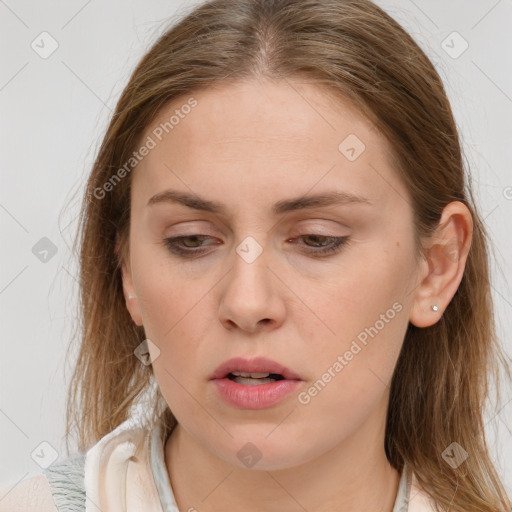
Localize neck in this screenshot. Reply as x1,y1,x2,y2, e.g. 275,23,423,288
164,403,401,512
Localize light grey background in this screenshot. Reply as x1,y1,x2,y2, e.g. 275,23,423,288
1,0,511,497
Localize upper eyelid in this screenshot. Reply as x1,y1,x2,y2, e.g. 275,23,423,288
164,233,348,247
164,219,350,234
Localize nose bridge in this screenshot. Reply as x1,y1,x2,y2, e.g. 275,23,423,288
230,234,271,300
219,234,285,331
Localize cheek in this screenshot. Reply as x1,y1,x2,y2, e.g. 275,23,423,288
297,294,407,438
132,244,200,330
304,249,407,338
300,240,411,384
132,250,220,368
130,258,205,391
139,276,212,420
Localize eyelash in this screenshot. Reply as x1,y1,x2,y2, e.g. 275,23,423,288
163,234,349,258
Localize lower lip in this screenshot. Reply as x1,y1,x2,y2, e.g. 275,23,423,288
211,378,302,409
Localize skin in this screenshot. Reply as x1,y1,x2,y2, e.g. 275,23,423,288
119,77,473,512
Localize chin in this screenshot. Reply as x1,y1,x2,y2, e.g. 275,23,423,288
211,433,316,472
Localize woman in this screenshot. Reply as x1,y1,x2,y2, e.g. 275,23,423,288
2,0,510,511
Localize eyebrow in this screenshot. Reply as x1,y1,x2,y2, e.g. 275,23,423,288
146,189,372,215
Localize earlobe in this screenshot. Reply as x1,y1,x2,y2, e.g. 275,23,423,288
409,201,473,328
121,262,144,327
116,234,144,327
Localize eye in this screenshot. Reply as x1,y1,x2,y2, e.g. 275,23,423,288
163,235,216,256
290,234,349,257
163,234,349,258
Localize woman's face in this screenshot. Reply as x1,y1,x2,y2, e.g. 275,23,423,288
121,78,427,470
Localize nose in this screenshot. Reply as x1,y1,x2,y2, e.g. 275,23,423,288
218,244,286,334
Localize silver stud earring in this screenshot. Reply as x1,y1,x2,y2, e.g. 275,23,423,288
431,305,439,312
128,295,135,300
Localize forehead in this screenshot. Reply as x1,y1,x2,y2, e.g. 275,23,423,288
151,79,378,147
132,78,406,213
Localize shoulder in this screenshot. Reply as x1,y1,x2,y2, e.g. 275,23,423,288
0,474,58,512
0,413,151,512
0,454,86,512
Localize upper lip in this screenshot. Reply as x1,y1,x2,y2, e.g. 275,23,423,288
210,356,302,380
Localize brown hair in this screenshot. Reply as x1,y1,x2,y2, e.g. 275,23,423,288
64,0,512,510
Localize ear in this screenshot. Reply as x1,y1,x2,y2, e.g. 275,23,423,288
115,232,144,327
409,201,473,328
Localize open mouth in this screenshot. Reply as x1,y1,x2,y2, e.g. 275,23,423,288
212,365,302,408
226,371,286,385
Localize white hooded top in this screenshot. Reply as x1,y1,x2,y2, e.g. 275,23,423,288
0,412,437,512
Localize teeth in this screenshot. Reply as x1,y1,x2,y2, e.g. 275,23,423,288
231,371,270,378
232,376,277,385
